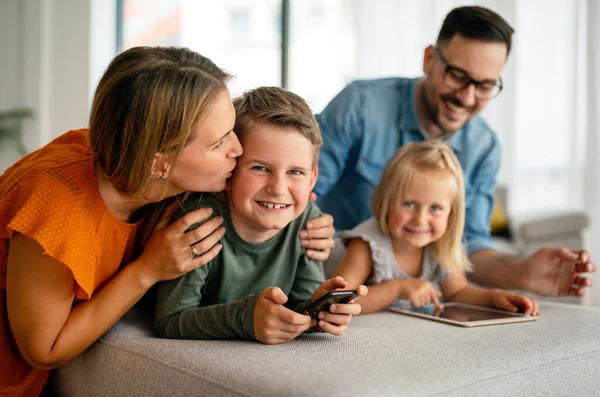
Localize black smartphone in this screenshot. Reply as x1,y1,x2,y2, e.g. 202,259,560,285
303,290,359,319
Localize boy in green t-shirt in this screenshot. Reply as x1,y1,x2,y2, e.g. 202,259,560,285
155,87,367,344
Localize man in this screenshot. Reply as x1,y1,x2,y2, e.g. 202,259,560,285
314,6,595,297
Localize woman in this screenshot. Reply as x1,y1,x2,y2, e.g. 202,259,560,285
0,46,334,396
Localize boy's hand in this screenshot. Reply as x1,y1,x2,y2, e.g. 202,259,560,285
491,289,539,316
311,277,367,335
254,287,314,344
399,279,443,310
300,210,336,261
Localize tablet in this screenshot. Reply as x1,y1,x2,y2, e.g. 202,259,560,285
388,302,537,327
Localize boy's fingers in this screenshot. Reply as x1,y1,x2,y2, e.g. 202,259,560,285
308,192,318,203
330,302,361,315
314,277,348,298
356,285,368,297
317,320,346,336
318,312,352,326
260,286,288,305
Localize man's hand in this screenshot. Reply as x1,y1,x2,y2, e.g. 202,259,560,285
521,248,595,296
254,287,313,344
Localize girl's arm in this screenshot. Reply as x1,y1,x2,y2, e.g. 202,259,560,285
440,272,539,315
333,239,399,313
440,272,495,307
7,206,224,370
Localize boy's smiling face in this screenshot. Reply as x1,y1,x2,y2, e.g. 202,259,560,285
228,122,318,243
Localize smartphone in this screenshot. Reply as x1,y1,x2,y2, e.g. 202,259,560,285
303,290,359,319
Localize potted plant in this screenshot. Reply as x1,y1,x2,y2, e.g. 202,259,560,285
0,108,33,156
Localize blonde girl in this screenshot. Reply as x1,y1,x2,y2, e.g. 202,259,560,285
333,140,539,315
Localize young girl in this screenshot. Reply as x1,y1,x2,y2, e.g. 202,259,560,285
332,140,539,315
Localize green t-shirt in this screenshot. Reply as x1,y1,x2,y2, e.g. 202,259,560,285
154,193,325,340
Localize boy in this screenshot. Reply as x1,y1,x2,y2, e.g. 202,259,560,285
155,87,367,344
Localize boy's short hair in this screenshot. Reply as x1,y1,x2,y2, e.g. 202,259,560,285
233,87,323,167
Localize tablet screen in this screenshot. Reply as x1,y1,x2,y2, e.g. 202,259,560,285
414,304,525,321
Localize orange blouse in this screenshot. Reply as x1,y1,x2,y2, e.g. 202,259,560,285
0,130,139,397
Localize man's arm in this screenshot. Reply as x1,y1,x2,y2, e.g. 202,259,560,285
313,82,364,197
470,248,595,296
468,249,524,290
463,134,596,296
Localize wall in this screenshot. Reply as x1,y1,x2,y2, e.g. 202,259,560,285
0,0,115,173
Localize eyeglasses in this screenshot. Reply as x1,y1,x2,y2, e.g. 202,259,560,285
435,47,503,100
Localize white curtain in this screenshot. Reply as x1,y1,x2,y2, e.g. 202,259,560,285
583,0,599,305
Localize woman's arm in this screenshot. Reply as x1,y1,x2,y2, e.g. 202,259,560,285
7,233,153,370
6,205,224,370
440,271,539,315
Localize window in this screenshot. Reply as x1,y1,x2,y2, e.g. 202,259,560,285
119,0,281,98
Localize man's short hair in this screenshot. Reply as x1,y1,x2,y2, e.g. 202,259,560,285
233,87,323,167
437,6,514,56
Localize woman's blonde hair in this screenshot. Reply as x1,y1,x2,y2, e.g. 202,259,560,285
371,140,470,274
88,46,232,200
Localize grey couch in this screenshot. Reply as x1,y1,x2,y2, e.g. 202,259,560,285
53,302,600,396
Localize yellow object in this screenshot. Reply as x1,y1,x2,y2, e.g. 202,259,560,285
490,195,509,234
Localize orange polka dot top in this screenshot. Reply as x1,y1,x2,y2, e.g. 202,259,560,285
0,129,139,397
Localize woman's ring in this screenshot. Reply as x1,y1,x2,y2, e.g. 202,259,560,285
191,246,200,258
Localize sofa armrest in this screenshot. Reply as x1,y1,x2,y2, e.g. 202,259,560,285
516,212,589,241
510,211,589,256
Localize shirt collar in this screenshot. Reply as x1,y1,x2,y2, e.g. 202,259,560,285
398,77,465,155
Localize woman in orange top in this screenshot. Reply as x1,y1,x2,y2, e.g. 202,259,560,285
0,46,335,397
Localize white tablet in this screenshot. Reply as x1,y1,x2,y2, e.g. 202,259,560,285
388,302,537,327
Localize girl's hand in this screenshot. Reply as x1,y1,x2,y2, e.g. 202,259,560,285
400,279,444,309
136,202,226,286
491,290,539,316
300,213,336,261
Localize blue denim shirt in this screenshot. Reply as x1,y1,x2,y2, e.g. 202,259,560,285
314,77,500,255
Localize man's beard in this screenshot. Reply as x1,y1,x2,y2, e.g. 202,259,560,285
421,83,472,134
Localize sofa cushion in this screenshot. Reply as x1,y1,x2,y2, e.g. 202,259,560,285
52,302,600,397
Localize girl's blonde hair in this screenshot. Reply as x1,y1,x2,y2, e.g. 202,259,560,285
372,140,470,274
88,46,232,200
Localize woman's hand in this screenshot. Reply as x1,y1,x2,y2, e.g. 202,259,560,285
300,213,336,261
136,201,226,286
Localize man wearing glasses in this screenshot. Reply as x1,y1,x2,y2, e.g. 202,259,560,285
314,6,595,298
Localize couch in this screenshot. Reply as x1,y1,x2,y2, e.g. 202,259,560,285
492,186,590,258
52,302,600,396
